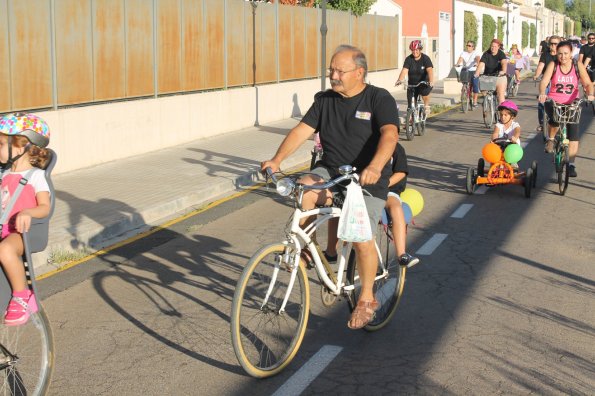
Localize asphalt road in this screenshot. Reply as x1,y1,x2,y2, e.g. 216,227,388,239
39,83,595,395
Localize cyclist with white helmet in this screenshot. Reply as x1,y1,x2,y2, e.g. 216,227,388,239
0,113,51,326
395,40,434,114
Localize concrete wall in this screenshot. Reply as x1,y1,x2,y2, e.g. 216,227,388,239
37,69,398,175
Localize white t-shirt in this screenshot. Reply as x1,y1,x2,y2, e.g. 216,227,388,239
495,121,521,144
458,50,480,70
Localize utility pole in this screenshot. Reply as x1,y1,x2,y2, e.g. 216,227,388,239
320,0,327,91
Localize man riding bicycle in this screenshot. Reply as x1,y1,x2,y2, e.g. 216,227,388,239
261,45,398,330
395,40,434,115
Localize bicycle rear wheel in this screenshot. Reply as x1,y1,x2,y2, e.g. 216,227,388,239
512,81,519,97
0,306,54,395
346,224,406,332
230,243,310,378
557,146,570,195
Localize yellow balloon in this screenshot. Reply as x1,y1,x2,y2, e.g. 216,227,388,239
400,188,424,217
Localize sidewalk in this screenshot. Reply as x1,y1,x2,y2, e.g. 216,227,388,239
38,80,461,276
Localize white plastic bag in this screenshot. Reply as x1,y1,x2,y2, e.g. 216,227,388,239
337,182,373,242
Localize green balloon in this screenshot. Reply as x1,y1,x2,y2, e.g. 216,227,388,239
504,144,523,164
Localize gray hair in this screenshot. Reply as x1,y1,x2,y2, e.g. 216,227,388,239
332,45,368,78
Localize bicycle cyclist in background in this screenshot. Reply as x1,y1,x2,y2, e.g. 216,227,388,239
455,40,481,108
261,44,398,330
475,38,508,104
534,36,560,132
395,40,434,115
538,40,594,177
578,32,595,85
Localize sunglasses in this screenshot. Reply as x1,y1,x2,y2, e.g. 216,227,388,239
550,42,560,45
466,44,474,47
589,37,595,40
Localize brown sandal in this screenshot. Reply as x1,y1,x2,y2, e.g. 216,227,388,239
347,299,379,330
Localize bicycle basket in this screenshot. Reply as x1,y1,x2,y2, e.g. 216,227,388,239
552,102,582,124
479,75,498,91
456,68,473,83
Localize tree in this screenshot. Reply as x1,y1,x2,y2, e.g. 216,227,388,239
464,11,479,47
476,0,504,5
522,21,529,48
268,0,315,5
567,0,595,34
530,23,536,48
497,17,505,43
482,14,496,51
313,0,375,17
544,0,565,13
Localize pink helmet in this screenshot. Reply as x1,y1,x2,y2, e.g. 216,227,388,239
409,40,423,51
497,100,518,116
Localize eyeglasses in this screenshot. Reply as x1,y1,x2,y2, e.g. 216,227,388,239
327,67,358,77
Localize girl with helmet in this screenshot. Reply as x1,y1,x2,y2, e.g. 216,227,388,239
0,112,51,326
491,100,521,145
395,39,434,115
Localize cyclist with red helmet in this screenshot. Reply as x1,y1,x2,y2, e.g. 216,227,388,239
395,40,434,115
0,113,51,326
491,100,521,145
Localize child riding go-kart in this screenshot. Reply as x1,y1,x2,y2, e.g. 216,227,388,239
466,137,537,198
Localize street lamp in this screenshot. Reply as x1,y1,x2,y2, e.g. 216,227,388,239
505,0,512,49
534,2,541,56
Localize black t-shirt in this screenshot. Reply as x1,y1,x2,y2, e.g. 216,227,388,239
302,84,399,199
538,51,556,68
480,50,506,75
402,54,433,84
389,143,408,195
579,44,595,64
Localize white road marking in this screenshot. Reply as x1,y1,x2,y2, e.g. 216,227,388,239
416,233,448,256
475,185,488,194
450,203,474,218
272,345,343,396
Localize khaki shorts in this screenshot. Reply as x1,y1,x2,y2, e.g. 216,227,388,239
309,167,386,235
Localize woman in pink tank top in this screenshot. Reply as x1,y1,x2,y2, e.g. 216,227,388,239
538,41,594,177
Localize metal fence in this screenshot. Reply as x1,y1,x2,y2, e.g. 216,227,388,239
0,0,399,113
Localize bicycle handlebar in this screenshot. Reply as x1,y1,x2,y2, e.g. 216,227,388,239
406,81,430,89
264,166,359,195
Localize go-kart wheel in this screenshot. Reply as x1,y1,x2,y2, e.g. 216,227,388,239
477,158,485,177
531,160,538,188
524,168,533,198
466,167,476,195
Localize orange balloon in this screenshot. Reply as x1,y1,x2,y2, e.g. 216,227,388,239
482,142,502,163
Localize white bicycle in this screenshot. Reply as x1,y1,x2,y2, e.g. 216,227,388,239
230,166,407,378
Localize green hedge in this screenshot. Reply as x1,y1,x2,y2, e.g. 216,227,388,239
522,21,529,48
530,23,536,48
574,21,582,36
464,11,479,47
482,14,496,50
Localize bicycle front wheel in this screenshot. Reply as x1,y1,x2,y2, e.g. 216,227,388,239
0,306,54,395
417,106,426,136
558,146,570,195
346,224,406,332
230,243,310,378
461,85,470,113
483,95,492,128
405,109,415,141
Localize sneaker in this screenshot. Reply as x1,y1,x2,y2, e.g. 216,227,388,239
569,165,577,177
424,105,431,115
536,125,543,132
398,253,420,268
472,102,478,109
4,293,38,326
544,139,555,153
510,163,519,170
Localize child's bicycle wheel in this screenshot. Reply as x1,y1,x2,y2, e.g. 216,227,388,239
0,306,54,395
